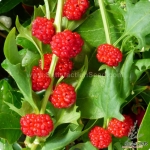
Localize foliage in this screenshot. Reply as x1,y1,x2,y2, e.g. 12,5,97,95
0,0,150,149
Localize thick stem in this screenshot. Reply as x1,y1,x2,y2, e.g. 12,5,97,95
30,144,38,150
24,136,32,148
40,0,64,114
108,142,112,150
30,137,41,150
44,0,50,19
54,0,64,32
48,54,59,78
98,0,111,44
40,79,54,114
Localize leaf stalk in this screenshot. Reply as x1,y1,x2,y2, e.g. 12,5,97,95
98,0,111,44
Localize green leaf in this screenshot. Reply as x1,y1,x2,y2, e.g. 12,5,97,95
77,75,105,119
0,79,21,115
70,141,97,150
98,67,124,120
12,142,22,150
22,50,40,68
16,37,38,52
124,0,150,48
48,0,57,12
75,9,122,47
132,59,150,83
137,102,150,150
63,56,88,91
4,101,33,116
120,51,134,99
42,124,83,150
0,113,21,144
121,86,147,108
1,60,38,112
0,0,22,14
134,59,150,71
16,16,43,57
4,28,22,65
52,105,81,127
0,138,13,150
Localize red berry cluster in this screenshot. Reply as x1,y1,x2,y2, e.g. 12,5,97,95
49,83,76,108
50,30,84,58
89,115,133,149
39,53,73,78
31,66,51,91
31,18,84,91
20,114,53,137
108,115,133,138
89,126,112,149
63,0,90,20
32,17,55,44
96,43,123,67
31,53,73,91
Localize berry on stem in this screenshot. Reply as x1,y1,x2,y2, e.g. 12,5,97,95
39,53,73,77
63,0,89,20
49,83,76,108
31,66,51,91
20,114,54,137
31,17,55,44
89,126,112,149
50,30,84,58
96,43,123,67
108,115,133,138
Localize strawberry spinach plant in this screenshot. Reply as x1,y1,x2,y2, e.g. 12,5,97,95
0,0,150,150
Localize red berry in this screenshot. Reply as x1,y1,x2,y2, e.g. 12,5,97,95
31,66,51,91
32,17,55,44
63,0,89,20
108,115,133,138
50,30,84,58
20,114,53,137
89,126,112,149
39,53,53,72
96,44,123,67
49,83,76,108
39,53,73,77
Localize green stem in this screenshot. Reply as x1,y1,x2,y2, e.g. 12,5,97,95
40,55,58,114
108,142,113,150
113,32,127,47
40,0,64,114
30,137,40,150
54,0,64,32
48,54,59,78
120,35,131,51
44,0,50,19
40,79,54,114
98,0,111,44
0,22,10,32
24,136,32,148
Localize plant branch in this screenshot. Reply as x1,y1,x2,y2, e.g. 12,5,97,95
108,142,112,150
0,31,7,38
113,32,127,47
54,0,64,32
98,0,111,44
44,0,50,19
40,0,64,114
